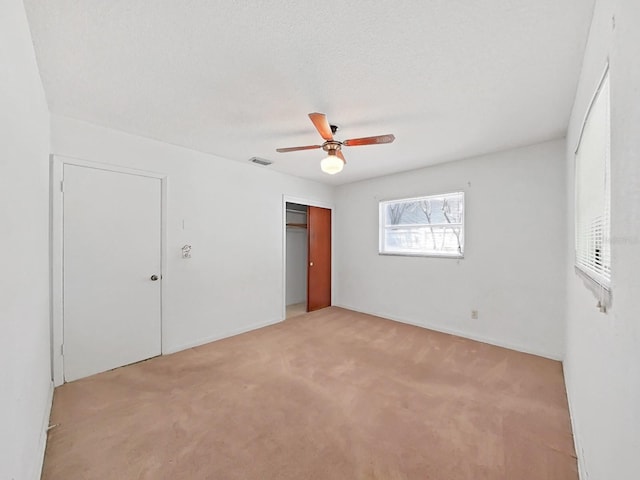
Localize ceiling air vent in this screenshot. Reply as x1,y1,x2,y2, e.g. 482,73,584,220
249,157,273,166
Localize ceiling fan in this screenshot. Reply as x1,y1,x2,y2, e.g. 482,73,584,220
276,113,395,175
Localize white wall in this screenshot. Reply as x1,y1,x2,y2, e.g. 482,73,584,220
0,1,52,479
563,0,640,478
285,210,307,305
335,139,567,359
50,115,333,380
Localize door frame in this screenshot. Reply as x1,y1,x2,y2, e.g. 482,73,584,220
282,195,334,320
50,154,167,386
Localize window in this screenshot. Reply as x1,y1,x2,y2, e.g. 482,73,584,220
379,192,464,257
574,69,611,306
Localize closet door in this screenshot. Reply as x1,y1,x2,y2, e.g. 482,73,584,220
307,206,331,311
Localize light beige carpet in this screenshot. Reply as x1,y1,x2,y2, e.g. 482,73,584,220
42,307,577,479
286,302,306,319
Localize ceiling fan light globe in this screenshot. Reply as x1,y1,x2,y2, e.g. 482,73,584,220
320,154,344,175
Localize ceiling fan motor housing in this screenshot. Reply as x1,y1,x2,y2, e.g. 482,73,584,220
322,140,342,153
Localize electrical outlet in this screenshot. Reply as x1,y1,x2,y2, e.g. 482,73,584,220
471,310,478,320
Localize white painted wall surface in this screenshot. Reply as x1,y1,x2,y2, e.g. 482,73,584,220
50,115,333,377
335,140,567,359
563,1,640,478
286,211,307,305
0,2,52,479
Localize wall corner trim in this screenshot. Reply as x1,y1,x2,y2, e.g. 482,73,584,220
563,364,587,480
32,381,54,480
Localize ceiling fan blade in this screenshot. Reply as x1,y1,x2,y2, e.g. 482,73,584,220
308,112,334,141
343,134,395,147
276,145,322,153
336,150,346,164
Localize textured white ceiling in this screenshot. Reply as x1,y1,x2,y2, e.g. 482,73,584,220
25,0,594,185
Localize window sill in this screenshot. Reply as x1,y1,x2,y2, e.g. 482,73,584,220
574,265,612,311
379,252,464,259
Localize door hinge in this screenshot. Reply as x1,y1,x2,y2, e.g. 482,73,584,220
60,180,64,193
60,344,64,356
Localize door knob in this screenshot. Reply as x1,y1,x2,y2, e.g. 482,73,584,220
150,275,159,281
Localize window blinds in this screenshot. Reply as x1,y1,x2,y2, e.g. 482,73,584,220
575,72,611,294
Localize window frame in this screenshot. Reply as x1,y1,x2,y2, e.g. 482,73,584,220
573,64,611,309
378,191,465,259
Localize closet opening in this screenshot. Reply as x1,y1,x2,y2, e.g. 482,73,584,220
284,200,332,319
285,202,308,318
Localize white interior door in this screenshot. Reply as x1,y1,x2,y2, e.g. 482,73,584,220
63,164,162,381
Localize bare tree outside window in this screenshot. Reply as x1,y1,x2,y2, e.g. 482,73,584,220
441,197,462,254
418,200,437,250
388,203,409,225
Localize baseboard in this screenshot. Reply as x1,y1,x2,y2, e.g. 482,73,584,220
163,318,283,355
563,364,586,479
334,304,563,361
31,380,54,480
